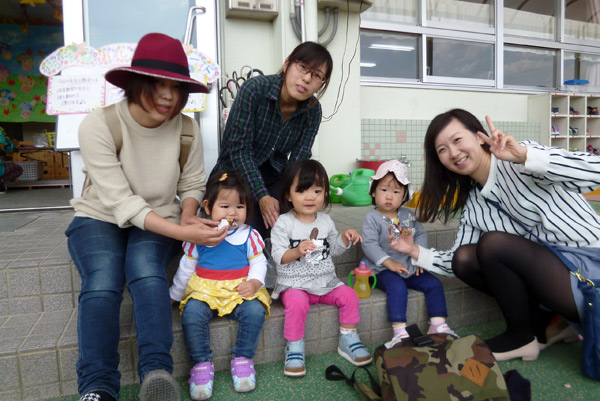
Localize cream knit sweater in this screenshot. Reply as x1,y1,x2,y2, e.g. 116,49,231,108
71,100,206,229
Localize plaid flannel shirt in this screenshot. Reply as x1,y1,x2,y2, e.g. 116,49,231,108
214,74,322,200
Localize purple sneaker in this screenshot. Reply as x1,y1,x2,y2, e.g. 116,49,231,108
230,357,256,392
188,362,214,400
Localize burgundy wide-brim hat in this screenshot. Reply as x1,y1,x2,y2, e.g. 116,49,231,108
104,32,209,94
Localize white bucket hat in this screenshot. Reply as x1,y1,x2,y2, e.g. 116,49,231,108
369,160,414,201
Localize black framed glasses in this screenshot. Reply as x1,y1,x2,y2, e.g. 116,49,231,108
294,62,326,83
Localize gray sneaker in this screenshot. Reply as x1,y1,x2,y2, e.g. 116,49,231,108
139,369,181,401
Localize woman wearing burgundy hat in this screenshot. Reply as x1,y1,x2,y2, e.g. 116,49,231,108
65,33,225,401
214,41,333,239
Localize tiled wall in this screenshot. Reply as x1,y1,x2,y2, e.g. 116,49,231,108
361,119,541,191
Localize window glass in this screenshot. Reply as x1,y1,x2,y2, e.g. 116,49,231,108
426,37,494,80
504,0,555,40
565,0,600,42
86,0,192,47
565,52,600,88
504,45,556,88
362,0,417,24
360,31,419,79
427,0,494,30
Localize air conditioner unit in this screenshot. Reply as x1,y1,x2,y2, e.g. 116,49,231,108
317,0,373,13
226,0,279,21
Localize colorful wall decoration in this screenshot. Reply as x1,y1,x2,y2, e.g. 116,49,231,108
40,41,220,115
0,24,63,123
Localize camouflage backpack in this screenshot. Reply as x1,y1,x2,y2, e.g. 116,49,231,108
373,325,510,401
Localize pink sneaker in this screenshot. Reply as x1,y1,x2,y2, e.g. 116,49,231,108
427,322,458,338
188,362,214,400
230,357,256,393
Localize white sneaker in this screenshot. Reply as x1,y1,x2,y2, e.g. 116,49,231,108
384,332,409,349
427,322,458,338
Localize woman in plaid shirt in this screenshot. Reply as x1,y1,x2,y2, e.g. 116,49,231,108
214,42,333,238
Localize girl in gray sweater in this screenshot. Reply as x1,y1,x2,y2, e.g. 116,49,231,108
361,160,456,348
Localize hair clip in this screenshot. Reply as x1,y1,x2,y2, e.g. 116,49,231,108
219,173,228,181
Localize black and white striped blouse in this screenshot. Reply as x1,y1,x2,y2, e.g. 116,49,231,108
416,141,600,277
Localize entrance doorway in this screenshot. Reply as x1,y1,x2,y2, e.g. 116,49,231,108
0,0,72,212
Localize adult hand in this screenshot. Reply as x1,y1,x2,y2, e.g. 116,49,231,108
238,279,261,298
388,228,420,260
181,221,227,246
259,195,280,229
478,116,527,164
180,213,205,226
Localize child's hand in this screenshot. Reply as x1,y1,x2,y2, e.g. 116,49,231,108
342,229,362,246
297,239,317,255
415,267,424,276
238,279,261,298
384,259,410,275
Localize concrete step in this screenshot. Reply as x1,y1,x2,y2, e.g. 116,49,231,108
0,208,501,400
0,277,501,401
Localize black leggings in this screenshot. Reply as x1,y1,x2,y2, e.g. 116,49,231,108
452,232,579,350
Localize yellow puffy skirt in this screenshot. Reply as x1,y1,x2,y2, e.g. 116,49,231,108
180,274,271,317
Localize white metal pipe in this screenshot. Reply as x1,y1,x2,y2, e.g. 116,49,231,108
305,0,318,42
300,0,306,42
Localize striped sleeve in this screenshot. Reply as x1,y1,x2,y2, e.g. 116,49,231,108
246,228,267,285
182,241,198,260
413,209,484,277
246,228,265,260
523,142,600,193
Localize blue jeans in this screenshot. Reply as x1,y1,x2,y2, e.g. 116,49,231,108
181,298,266,364
66,217,180,398
376,269,448,323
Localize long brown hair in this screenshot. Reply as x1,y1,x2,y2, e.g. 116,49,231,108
417,109,490,224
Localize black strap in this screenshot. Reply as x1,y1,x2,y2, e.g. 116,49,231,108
405,324,424,339
325,365,382,399
405,324,435,346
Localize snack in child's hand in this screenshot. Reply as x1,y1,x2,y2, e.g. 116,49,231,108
383,216,401,242
400,226,410,236
305,227,325,264
217,218,239,230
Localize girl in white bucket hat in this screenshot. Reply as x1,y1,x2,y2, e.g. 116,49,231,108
361,160,457,348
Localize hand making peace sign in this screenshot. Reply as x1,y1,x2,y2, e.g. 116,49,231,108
477,116,528,164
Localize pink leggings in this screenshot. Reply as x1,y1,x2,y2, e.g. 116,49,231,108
279,285,360,341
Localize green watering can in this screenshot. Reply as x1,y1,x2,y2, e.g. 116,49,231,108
329,168,375,206
329,174,350,203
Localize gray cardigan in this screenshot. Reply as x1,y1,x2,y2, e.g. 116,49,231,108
360,207,427,277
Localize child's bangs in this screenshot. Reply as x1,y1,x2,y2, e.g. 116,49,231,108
295,167,327,191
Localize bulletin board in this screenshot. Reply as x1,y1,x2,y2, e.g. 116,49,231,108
0,24,63,123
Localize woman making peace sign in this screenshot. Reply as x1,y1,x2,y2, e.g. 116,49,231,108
391,108,600,365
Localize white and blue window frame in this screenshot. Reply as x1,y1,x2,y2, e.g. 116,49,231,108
360,0,600,94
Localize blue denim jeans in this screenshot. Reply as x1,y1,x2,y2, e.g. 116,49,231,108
376,269,448,323
181,298,266,364
66,217,180,398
